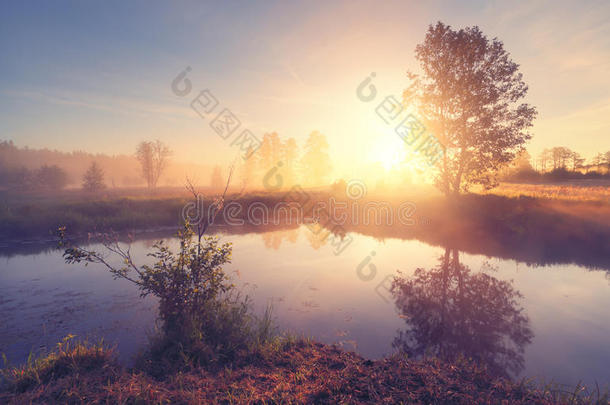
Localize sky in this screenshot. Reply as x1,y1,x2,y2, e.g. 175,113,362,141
1,0,609,179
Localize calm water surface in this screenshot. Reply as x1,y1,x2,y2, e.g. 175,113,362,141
1,226,609,386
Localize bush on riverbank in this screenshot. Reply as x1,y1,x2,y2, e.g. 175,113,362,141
60,219,278,376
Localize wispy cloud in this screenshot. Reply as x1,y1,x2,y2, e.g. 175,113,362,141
3,88,195,121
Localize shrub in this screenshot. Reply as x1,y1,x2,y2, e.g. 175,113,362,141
60,221,276,371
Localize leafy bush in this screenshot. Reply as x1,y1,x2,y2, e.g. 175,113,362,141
60,221,276,371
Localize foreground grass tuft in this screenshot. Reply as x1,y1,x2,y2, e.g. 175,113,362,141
0,335,114,394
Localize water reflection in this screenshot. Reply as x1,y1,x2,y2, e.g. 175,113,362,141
3,205,608,272
261,229,299,250
2,228,610,386
391,247,533,378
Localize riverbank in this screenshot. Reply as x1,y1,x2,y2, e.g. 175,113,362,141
1,184,607,241
1,188,608,270
1,338,585,404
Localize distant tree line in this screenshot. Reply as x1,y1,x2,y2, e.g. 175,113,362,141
0,140,140,188
0,139,173,192
500,148,610,182
230,130,332,190
0,140,183,190
0,162,69,191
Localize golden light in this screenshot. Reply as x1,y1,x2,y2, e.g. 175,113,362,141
368,134,407,171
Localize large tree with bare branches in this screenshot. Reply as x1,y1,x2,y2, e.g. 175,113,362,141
404,22,536,196
136,140,172,189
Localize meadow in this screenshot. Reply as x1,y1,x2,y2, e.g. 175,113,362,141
476,180,610,203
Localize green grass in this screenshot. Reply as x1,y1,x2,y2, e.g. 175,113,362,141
0,189,316,241
0,196,189,240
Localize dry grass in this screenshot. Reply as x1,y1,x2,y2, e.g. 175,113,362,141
0,335,113,394
5,337,599,404
478,181,610,203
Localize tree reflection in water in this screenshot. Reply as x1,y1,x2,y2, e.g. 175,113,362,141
391,248,533,378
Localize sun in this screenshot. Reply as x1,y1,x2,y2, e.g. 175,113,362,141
370,137,406,171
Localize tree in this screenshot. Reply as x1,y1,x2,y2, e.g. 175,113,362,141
210,165,223,190
591,153,603,168
549,146,573,170
281,137,299,187
568,151,585,172
603,151,610,173
511,150,533,171
247,133,299,190
0,166,33,190
257,132,281,174
403,22,537,196
35,164,68,190
498,149,536,181
300,131,332,187
240,146,259,189
537,149,552,172
82,162,106,192
136,140,172,189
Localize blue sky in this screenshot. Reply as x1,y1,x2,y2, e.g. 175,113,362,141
1,0,609,174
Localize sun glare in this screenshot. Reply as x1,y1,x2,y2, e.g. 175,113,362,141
370,137,406,170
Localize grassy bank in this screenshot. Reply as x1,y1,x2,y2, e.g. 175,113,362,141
476,180,610,203
2,188,609,269
0,189,322,241
0,195,188,241
4,337,603,404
